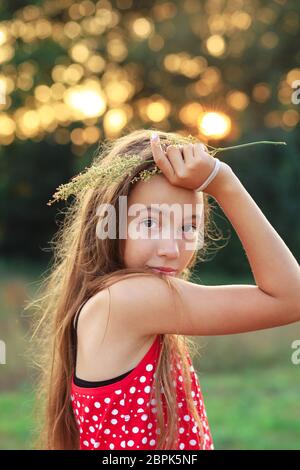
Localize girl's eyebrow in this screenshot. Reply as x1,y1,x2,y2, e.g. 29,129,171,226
143,205,200,219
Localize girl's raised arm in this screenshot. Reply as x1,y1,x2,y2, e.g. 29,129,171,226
205,161,300,305
150,137,300,307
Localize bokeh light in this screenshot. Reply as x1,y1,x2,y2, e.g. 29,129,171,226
0,0,297,146
198,112,232,139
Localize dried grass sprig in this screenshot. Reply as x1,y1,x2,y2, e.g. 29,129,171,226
47,134,286,206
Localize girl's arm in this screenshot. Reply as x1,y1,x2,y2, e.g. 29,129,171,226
150,137,300,307
205,162,300,305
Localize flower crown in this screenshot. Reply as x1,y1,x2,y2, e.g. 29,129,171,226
47,133,286,206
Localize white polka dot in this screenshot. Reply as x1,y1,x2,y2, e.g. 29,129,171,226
76,401,80,407
184,415,190,422
111,419,118,425
189,439,197,446
142,437,147,444
83,440,89,447
94,402,100,408
104,397,111,404
132,427,139,433
104,429,110,435
90,438,95,444
179,427,184,434
129,387,136,394
141,414,148,421
120,399,125,406
149,439,156,446
150,398,156,405
146,364,153,372
92,415,98,421
179,443,185,449
137,398,144,405
192,425,197,433
120,441,126,448
144,386,151,393
112,409,118,415
84,406,89,413
178,375,183,382
109,443,114,450
89,426,95,433
94,442,100,448
137,408,144,413
124,415,130,421
115,389,122,395
147,423,153,429
127,440,134,447
139,376,146,383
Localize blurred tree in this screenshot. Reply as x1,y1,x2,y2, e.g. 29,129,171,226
0,0,298,271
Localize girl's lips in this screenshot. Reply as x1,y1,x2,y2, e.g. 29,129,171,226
147,266,177,276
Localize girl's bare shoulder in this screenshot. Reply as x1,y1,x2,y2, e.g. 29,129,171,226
75,288,157,381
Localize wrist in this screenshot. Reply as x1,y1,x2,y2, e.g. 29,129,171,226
203,162,239,199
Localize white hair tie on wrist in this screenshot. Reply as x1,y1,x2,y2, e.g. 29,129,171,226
195,158,221,192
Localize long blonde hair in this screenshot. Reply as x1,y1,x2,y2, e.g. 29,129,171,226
25,128,224,449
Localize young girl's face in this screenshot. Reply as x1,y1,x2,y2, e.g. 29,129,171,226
123,174,204,277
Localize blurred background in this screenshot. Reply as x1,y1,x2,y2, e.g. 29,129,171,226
0,0,299,450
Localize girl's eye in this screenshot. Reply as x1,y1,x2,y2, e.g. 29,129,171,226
141,218,158,229
140,219,196,233
182,223,197,233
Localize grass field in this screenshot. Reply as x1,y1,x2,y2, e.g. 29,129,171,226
201,365,300,449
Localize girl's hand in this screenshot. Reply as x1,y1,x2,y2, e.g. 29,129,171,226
150,132,225,193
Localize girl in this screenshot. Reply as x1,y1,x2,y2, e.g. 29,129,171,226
28,129,300,451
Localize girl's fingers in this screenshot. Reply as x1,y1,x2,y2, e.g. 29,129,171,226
150,133,176,179
182,143,195,167
150,133,212,188
193,142,209,159
193,142,215,175
165,145,186,177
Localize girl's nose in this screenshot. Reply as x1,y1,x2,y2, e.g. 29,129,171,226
157,238,180,258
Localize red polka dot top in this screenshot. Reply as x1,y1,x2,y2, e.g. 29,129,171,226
71,302,214,451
